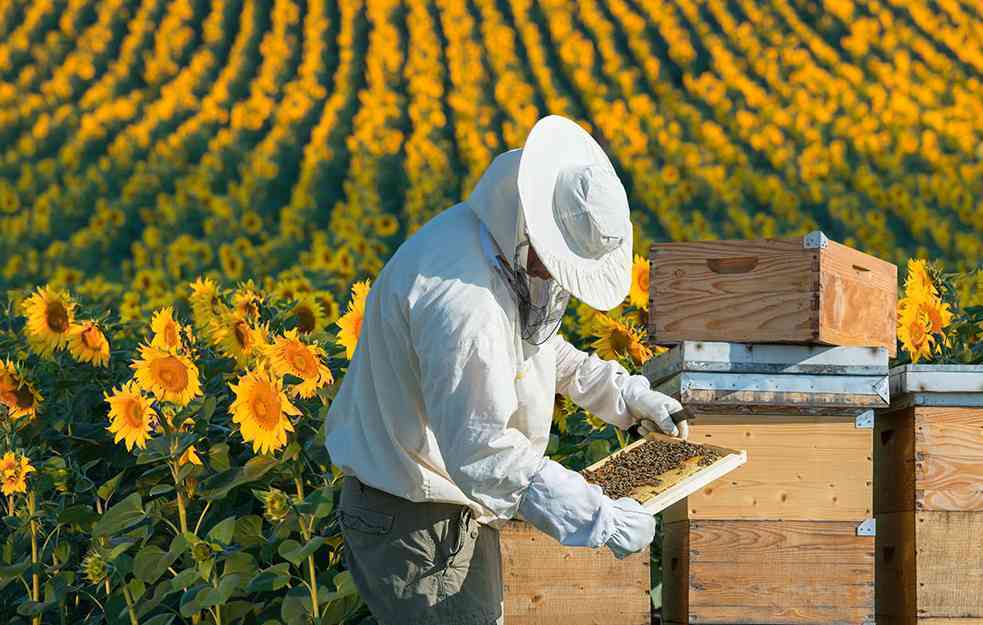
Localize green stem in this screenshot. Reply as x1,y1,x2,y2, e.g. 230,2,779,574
614,428,628,450
172,462,198,625
121,583,140,625
96,499,111,595
28,492,40,625
294,477,319,619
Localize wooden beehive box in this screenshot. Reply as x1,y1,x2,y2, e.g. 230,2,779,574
499,521,650,625
648,342,883,625
650,232,897,356
875,365,983,625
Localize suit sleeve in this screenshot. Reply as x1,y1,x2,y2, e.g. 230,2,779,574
552,334,636,429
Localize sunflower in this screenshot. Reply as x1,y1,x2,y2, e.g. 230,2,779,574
214,314,268,366
629,255,650,310
0,452,34,496
552,395,576,434
904,259,936,297
897,303,935,363
67,321,110,367
291,292,327,335
150,307,185,351
917,296,954,345
0,360,41,421
132,344,203,406
266,330,334,398
337,280,371,360
21,286,76,356
374,214,399,238
315,290,341,324
233,286,262,320
229,367,300,454
189,277,227,339
105,381,157,451
590,314,655,365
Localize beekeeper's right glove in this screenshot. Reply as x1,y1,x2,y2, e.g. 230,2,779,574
622,375,687,439
517,458,656,560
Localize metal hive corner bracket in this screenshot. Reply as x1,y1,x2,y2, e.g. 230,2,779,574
803,231,829,249
856,518,876,536
855,410,874,429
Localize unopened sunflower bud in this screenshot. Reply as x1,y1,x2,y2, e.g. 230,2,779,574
82,550,107,585
259,488,291,522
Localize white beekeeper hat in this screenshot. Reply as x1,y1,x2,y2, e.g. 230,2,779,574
518,115,633,311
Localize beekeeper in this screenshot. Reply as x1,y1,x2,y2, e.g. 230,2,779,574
326,115,686,625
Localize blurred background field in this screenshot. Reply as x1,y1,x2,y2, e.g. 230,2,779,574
1,0,982,313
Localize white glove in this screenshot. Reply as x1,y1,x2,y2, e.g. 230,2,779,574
606,497,656,559
516,459,656,560
517,459,613,548
622,375,686,438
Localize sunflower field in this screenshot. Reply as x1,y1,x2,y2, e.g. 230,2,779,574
1,0,982,622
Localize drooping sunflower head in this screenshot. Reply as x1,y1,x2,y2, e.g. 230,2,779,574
215,314,268,366
131,344,203,406
0,360,41,421
150,307,185,351
228,367,300,455
266,329,334,398
337,280,371,360
629,255,650,311
233,286,262,320
257,487,292,523
0,451,34,496
189,277,227,340
291,292,327,336
68,321,110,367
590,314,656,365
105,381,158,451
22,285,76,356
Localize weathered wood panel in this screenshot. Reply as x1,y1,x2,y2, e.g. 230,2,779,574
915,512,983,618
876,511,983,624
650,238,818,347
876,406,983,513
666,520,874,625
914,408,983,511
819,240,897,357
662,520,689,625
499,521,650,625
875,407,917,515
875,511,917,625
676,417,872,521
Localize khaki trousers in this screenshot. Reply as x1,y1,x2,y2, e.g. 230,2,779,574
339,477,504,625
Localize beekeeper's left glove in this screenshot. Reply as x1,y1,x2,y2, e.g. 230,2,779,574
621,375,686,439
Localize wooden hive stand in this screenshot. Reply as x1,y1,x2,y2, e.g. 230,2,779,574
648,341,889,625
875,365,983,625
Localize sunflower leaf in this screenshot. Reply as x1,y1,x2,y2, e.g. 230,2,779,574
197,455,279,501
92,493,145,538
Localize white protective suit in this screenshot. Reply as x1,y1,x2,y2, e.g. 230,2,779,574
325,149,675,554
